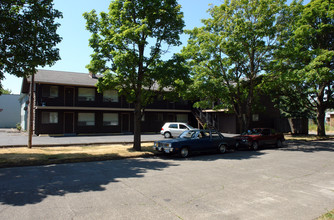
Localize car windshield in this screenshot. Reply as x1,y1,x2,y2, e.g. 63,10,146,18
187,125,194,129
242,128,262,135
179,130,198,139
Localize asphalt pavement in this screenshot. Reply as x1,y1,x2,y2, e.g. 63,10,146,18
0,140,333,219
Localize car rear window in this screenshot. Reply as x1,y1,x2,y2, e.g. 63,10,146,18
169,124,178,129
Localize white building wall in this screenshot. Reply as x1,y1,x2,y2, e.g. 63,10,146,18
0,94,21,128
19,94,29,131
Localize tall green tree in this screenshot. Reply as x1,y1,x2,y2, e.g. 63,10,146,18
0,0,62,89
274,0,334,136
1,0,62,148
84,0,184,151
180,0,288,132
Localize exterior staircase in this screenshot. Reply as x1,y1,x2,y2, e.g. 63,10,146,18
192,108,217,130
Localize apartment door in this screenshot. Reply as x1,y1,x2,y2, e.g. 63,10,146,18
65,87,74,106
121,113,130,133
64,112,74,134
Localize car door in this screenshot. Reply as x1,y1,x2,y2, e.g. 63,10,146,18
176,124,189,137
210,131,223,150
189,131,211,152
168,124,179,137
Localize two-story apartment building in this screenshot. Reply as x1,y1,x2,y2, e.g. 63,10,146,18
20,70,196,135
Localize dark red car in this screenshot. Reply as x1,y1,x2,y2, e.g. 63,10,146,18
234,128,285,150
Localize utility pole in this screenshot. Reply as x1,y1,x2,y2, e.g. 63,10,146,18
28,73,35,148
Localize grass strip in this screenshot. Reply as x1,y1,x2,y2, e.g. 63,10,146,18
0,143,156,168
284,134,334,141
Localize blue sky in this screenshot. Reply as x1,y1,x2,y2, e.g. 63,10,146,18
3,0,223,94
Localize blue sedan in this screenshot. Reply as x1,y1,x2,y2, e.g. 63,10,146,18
153,129,235,158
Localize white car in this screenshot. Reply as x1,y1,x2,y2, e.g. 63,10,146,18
160,122,194,138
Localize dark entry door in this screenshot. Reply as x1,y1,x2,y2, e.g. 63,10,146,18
65,87,74,106
64,112,74,133
121,113,130,132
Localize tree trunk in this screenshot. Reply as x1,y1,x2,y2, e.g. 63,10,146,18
133,95,142,151
316,106,326,137
316,84,326,137
28,73,35,148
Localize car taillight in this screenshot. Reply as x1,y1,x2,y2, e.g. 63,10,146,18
161,128,164,131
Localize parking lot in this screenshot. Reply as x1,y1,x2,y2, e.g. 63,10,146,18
0,139,333,219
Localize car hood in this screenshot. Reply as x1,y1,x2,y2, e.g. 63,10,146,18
155,138,189,143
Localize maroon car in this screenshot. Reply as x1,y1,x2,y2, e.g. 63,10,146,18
234,128,285,150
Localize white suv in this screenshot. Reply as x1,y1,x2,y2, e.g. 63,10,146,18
160,122,193,138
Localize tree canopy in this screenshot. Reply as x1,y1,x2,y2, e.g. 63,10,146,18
272,0,334,136
84,0,184,150
0,0,62,90
180,0,289,132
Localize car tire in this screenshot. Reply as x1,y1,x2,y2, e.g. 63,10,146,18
252,141,259,151
218,144,227,154
164,132,172,138
276,139,283,148
180,147,189,158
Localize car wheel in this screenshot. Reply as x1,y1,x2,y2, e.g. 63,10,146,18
218,144,227,154
252,141,259,151
164,132,172,138
276,139,283,148
180,147,189,158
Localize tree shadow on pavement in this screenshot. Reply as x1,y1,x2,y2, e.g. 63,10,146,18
280,140,334,153
0,159,177,206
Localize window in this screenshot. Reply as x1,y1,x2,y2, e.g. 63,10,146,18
169,124,178,129
103,113,118,126
252,114,259,122
103,90,118,102
179,124,188,129
176,114,188,123
42,112,58,124
78,113,95,126
78,88,95,101
42,86,58,98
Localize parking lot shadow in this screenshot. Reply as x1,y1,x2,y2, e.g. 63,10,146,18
0,159,178,206
157,149,266,161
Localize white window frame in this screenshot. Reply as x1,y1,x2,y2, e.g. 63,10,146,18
103,113,119,126
78,113,95,126
42,112,58,124
78,88,95,102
